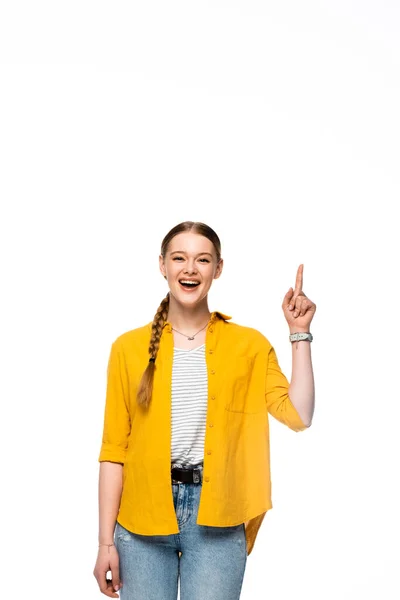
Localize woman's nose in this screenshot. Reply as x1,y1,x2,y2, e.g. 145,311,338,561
184,263,197,274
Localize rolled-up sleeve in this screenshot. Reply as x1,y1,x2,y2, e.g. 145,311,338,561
265,345,308,432
98,339,131,463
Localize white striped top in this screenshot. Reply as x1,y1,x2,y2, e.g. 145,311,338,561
170,343,207,469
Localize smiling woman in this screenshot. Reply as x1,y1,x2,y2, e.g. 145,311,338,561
150,225,224,354
94,220,316,600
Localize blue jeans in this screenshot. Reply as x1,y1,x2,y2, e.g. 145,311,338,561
114,470,247,599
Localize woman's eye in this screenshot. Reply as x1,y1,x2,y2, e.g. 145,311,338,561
173,257,209,263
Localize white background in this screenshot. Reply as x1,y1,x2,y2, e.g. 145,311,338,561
1,1,399,599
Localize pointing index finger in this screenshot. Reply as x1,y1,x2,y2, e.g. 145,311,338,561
294,264,304,294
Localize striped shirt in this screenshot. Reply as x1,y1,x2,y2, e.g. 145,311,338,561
170,343,207,469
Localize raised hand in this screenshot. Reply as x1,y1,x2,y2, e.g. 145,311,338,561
282,264,316,331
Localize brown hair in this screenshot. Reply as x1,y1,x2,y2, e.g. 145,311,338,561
136,221,222,409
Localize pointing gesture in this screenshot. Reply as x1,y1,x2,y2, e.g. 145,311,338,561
282,264,316,331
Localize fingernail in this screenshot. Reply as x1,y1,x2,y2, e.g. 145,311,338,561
289,304,293,310
114,585,119,591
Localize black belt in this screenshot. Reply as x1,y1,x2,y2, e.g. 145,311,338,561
171,465,203,484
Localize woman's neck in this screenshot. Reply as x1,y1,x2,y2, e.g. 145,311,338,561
166,304,212,333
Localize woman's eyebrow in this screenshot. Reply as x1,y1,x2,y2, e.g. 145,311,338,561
170,251,213,257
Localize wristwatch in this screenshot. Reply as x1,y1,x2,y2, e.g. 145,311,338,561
289,332,313,343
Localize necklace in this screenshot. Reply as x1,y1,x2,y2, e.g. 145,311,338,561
171,320,210,341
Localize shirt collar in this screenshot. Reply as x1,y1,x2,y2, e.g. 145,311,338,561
211,311,232,322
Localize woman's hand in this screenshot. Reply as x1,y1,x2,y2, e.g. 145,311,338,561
282,264,316,332
93,545,123,598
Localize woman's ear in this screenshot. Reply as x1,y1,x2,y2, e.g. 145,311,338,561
214,258,224,279
159,255,167,279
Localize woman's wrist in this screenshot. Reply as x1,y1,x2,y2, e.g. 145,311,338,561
289,327,311,335
99,535,115,545
98,542,115,554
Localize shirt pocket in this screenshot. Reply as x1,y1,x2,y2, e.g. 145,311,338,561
224,356,261,414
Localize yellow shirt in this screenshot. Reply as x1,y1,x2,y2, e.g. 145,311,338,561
98,311,309,556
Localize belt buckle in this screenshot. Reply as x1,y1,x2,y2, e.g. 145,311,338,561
193,468,200,484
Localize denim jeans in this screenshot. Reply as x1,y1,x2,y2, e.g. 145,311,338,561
114,468,247,600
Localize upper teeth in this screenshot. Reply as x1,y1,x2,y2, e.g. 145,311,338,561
180,280,199,285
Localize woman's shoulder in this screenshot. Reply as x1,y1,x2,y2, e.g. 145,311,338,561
221,318,273,351
111,322,152,350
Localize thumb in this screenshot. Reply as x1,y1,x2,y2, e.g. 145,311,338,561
283,287,295,310
284,287,293,300
111,563,121,592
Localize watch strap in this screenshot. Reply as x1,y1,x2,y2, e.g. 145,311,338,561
289,332,313,342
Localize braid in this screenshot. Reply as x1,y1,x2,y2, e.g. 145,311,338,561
136,293,170,408
148,294,170,361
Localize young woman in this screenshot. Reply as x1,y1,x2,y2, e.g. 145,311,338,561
93,221,316,600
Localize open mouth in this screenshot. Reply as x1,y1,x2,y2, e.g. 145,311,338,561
179,279,201,289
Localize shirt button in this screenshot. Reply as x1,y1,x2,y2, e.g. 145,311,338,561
210,369,215,375
207,450,212,455
211,395,216,400
209,423,214,428
209,328,213,333
208,349,213,354
204,476,210,482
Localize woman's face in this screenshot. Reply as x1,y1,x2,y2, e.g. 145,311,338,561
159,232,223,307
